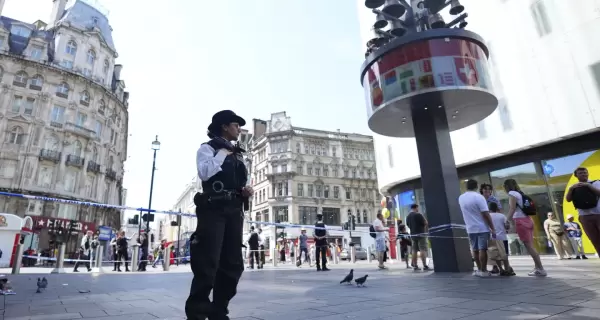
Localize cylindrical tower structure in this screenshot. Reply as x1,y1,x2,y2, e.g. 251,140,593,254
358,0,497,272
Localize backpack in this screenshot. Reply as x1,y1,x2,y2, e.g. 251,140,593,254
369,225,377,239
516,191,537,216
572,181,599,210
91,241,98,249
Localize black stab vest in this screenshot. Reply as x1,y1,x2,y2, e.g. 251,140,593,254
201,138,248,194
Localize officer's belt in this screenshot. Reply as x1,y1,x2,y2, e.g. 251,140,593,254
194,191,242,206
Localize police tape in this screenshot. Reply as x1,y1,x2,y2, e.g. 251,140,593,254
0,189,468,236
21,254,192,264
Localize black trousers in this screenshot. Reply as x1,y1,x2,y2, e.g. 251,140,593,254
73,253,90,271
139,249,148,271
248,247,260,268
260,245,265,265
185,203,244,320
299,247,310,264
117,250,129,271
315,244,328,269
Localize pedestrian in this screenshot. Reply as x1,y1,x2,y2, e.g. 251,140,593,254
544,212,573,260
488,202,515,276
138,233,149,271
185,110,253,320
116,231,130,272
372,212,389,269
110,234,118,271
298,228,310,266
313,213,330,271
246,226,261,269
566,167,600,253
73,231,92,272
564,214,587,259
258,228,266,266
405,204,430,271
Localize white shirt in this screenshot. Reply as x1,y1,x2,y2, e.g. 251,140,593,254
576,180,600,216
372,219,386,240
196,143,231,181
458,191,490,234
508,191,526,219
490,212,508,241
257,232,264,246
80,235,91,255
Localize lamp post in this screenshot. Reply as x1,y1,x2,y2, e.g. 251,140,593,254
138,135,161,240
360,0,496,272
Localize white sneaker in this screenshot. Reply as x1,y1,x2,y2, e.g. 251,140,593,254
472,270,481,277
477,271,491,278
528,269,547,277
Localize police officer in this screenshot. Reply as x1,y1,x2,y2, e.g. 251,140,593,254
185,110,253,320
313,213,330,271
246,226,260,269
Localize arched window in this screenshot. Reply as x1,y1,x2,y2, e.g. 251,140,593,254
363,209,368,224
103,59,110,74
7,126,24,144
66,40,77,55
30,74,43,87
56,82,69,95
72,140,82,156
98,100,106,115
14,71,27,84
296,142,301,153
44,134,59,151
80,91,90,104
86,49,96,65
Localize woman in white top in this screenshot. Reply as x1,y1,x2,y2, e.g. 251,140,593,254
504,179,546,276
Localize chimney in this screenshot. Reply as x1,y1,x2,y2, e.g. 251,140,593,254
0,0,5,17
49,0,68,26
113,64,123,81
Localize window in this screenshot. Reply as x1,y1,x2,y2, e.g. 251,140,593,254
64,171,77,193
76,112,87,126
87,50,95,64
352,169,357,178
274,206,289,223
30,46,43,60
316,185,322,197
66,40,77,55
299,206,318,225
324,185,330,198
10,25,31,37
61,60,73,69
363,210,368,223
37,166,53,188
332,146,337,157
14,71,27,84
357,211,361,224
345,188,351,200
103,59,110,74
91,147,98,161
11,96,23,113
83,68,92,77
307,165,313,175
80,91,90,104
296,143,301,153
322,147,327,156
310,145,315,154
296,164,303,174
30,75,43,88
361,188,367,199
334,186,340,199
297,183,304,197
531,0,552,37
7,127,24,144
315,168,320,176
282,164,287,172
333,167,339,177
98,100,106,115
56,82,70,95
308,184,314,197
24,98,34,115
344,169,349,177
50,105,65,122
303,144,308,154
323,167,329,177
387,144,394,167
72,140,82,156
322,207,340,225
44,135,59,150
95,120,103,137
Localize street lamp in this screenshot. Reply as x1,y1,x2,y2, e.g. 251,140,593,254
138,135,160,240
360,0,497,272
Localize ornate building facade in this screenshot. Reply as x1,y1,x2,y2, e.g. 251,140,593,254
0,0,128,254
250,112,379,244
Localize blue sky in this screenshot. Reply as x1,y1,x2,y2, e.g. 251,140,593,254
4,0,371,216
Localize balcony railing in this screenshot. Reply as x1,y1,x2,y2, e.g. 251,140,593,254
87,161,101,173
66,154,84,167
39,149,61,163
105,169,116,180
50,121,63,129
65,122,97,140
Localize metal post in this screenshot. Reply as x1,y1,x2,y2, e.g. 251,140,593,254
131,244,139,272
11,244,23,275
350,245,356,264
271,227,277,267
396,239,402,262
93,245,104,273
50,243,66,274
177,210,182,266
163,245,171,271
367,247,372,263
146,148,158,233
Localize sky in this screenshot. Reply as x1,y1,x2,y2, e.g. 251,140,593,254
3,0,371,217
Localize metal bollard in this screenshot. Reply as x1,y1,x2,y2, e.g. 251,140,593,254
131,244,139,272
271,246,278,267
350,244,356,264
163,246,171,271
332,245,339,264
93,245,104,273
367,247,372,263
11,244,23,275
51,243,67,274
396,239,402,262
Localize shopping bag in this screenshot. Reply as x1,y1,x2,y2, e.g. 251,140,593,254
487,239,507,261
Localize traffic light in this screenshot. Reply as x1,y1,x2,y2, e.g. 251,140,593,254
142,213,155,222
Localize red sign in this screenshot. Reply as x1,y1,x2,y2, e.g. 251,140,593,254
454,57,479,86
29,216,96,234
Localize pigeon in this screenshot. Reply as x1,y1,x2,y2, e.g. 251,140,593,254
355,275,368,287
340,269,354,284
36,277,48,293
